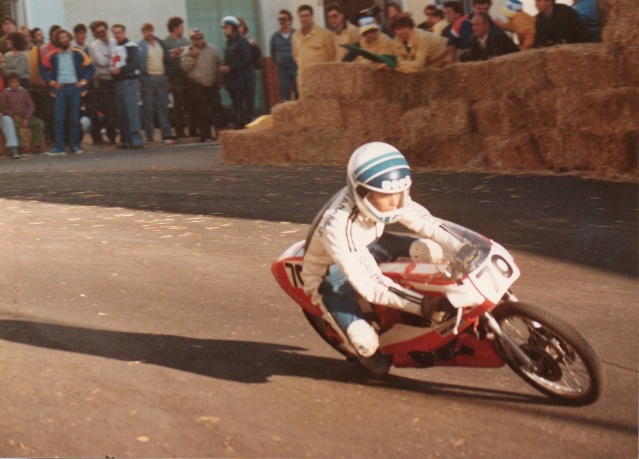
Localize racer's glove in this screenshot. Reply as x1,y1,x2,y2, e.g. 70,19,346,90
421,296,450,326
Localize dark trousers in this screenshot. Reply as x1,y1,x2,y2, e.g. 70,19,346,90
89,79,117,144
228,86,254,129
186,81,222,140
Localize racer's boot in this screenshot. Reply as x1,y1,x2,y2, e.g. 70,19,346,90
347,319,392,375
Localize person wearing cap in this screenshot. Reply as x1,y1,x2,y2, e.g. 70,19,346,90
391,13,448,70
220,16,255,129
138,22,174,144
180,27,223,141
270,9,298,101
326,3,359,61
292,4,335,96
494,0,535,50
356,16,394,62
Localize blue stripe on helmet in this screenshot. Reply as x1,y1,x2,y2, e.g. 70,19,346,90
355,157,410,185
353,151,404,177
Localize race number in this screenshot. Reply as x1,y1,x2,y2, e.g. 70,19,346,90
471,251,519,303
284,261,304,288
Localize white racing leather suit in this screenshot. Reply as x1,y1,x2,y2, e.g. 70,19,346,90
302,187,464,327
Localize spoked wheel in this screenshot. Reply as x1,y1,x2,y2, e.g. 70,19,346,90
491,301,606,406
303,311,352,358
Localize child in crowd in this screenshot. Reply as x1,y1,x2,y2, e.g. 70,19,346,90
0,72,44,156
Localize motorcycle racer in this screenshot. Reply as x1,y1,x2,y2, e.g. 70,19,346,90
302,142,467,374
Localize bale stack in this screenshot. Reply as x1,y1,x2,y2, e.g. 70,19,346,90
220,1,638,180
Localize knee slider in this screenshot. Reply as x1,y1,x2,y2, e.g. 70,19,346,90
346,319,379,358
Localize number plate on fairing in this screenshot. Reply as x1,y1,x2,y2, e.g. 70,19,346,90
468,242,520,304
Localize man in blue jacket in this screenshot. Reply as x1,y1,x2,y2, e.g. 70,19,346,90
219,16,255,129
270,9,298,101
111,24,144,149
40,28,95,155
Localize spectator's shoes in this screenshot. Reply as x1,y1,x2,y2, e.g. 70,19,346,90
9,148,21,159
163,139,175,145
44,150,67,157
129,145,144,150
71,149,83,154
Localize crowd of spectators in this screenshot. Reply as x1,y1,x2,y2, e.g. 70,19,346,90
0,1,600,159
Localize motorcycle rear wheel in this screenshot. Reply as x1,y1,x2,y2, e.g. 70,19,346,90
492,301,605,406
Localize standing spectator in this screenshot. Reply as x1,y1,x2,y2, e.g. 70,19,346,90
180,27,222,141
496,0,536,50
573,0,600,42
164,17,192,138
464,12,519,61
24,27,50,145
3,32,30,87
392,14,448,70
270,9,298,101
88,21,117,145
40,29,95,156
138,22,174,144
534,0,591,46
110,24,143,150
0,16,17,54
419,6,447,36
326,3,359,61
446,0,493,64
72,24,89,53
30,28,44,47
292,5,335,96
237,17,261,124
380,2,402,38
356,16,395,61
0,72,44,155
220,16,255,129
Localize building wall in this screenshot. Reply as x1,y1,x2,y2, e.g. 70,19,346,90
23,0,188,42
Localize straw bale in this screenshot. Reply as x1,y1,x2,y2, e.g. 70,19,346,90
545,45,618,89
482,133,546,170
533,128,637,174
555,87,639,134
602,0,639,51
402,133,486,168
220,129,290,163
301,62,393,101
271,98,343,133
491,50,550,99
469,100,505,134
448,59,501,102
401,99,471,140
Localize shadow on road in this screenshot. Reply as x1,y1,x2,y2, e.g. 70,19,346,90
2,318,635,434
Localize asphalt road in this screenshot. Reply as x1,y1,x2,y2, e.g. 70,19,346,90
0,145,637,458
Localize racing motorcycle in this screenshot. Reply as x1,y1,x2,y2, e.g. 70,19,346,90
271,221,605,406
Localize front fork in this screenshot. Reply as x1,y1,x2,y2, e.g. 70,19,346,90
483,290,537,371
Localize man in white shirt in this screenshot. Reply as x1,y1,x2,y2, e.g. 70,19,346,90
88,21,117,145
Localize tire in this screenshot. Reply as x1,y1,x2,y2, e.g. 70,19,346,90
303,311,352,358
491,301,606,406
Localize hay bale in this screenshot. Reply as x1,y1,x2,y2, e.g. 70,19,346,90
492,49,550,99
545,44,618,89
534,128,637,174
482,133,546,170
402,133,486,168
271,98,343,133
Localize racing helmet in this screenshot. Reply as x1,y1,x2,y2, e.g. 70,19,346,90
347,142,412,224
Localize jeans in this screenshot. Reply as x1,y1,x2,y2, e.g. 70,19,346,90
53,84,81,151
114,78,143,147
277,62,298,101
0,115,18,147
140,74,172,140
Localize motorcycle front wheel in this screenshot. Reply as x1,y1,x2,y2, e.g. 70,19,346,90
492,301,606,406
